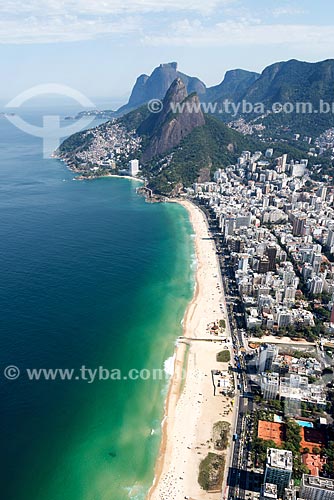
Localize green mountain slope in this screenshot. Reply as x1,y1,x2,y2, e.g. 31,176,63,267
204,69,260,103
241,59,334,135
144,115,258,194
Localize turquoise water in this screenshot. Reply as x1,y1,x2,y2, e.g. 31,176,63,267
0,109,195,499
295,420,314,428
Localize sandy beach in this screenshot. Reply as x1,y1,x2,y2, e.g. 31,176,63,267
103,174,144,182
147,199,233,500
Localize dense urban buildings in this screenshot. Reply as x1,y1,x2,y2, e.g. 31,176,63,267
189,148,334,500
264,448,293,497
190,149,334,340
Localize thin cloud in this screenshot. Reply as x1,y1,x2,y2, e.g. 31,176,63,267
0,15,142,44
272,7,307,17
0,0,233,16
0,1,328,47
143,20,334,49
0,0,235,44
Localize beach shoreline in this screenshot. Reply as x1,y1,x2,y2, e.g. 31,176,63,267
98,173,144,182
55,155,144,183
147,199,233,500
73,172,145,182
147,199,200,499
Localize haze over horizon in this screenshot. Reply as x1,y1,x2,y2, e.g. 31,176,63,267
1,0,334,102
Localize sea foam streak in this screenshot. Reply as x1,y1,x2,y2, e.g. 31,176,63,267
163,354,176,378
124,483,146,500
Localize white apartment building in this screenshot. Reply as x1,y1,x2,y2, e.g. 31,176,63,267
128,159,139,176
300,475,334,500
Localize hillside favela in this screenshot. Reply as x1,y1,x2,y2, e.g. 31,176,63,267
2,3,334,500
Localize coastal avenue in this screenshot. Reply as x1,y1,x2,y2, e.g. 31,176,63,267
221,250,251,500
202,202,256,500
221,247,258,500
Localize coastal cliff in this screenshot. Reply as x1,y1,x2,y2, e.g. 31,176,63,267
140,79,205,163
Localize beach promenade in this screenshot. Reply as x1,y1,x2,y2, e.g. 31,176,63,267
147,200,233,500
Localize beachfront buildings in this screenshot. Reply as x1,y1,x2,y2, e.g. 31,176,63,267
258,344,278,372
279,374,326,407
260,371,327,411
128,159,139,176
186,146,334,500
300,475,334,500
264,448,293,497
191,149,334,339
260,372,280,400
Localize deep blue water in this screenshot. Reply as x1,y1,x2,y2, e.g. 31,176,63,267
0,109,194,500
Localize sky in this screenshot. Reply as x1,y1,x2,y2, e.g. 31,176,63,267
1,0,334,108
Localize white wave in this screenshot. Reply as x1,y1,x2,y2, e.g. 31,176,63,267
160,383,169,398
164,354,176,378
123,483,146,500
190,253,198,270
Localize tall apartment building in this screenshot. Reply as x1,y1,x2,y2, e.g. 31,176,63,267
223,217,236,238
284,286,296,304
261,373,280,400
264,448,293,497
258,344,278,373
300,475,334,500
258,256,270,274
238,254,249,273
326,229,334,251
309,276,324,295
311,253,322,275
266,244,277,272
276,154,287,173
317,186,327,201
128,159,139,176
277,310,292,328
292,215,307,236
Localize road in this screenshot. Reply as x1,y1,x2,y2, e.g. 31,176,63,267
196,203,262,500
222,250,258,500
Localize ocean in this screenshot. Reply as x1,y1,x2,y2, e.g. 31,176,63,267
0,106,195,500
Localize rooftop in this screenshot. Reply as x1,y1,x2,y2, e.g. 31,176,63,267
267,448,293,471
302,474,334,491
262,482,278,499
302,453,326,477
